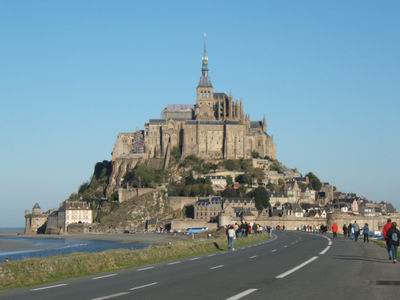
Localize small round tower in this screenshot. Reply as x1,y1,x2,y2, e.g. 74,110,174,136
32,203,41,215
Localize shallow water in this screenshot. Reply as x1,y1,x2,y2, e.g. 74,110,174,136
0,236,147,261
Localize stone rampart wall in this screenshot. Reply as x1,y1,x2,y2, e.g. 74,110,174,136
171,219,218,231
119,188,156,203
327,213,400,232
167,196,198,211
254,216,326,230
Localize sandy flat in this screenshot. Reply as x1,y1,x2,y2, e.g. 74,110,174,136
0,239,41,252
2,232,189,245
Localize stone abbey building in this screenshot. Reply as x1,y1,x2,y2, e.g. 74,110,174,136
112,42,276,163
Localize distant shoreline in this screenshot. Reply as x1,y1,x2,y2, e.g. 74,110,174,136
0,228,24,236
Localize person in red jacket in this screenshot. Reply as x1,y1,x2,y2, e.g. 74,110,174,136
382,218,393,260
331,223,338,239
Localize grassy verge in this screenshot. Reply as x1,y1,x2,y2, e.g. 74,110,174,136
0,233,268,290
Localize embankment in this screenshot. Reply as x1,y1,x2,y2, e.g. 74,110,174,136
0,233,268,290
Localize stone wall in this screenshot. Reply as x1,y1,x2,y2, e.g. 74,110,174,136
218,215,327,230
170,219,218,231
119,188,156,203
254,216,326,230
167,196,198,211
67,223,92,233
327,213,400,232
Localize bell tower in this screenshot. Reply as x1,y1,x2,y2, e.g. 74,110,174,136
196,33,215,120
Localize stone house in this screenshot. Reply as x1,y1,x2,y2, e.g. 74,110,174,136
57,201,93,232
194,196,223,222
204,175,227,191
223,197,257,218
284,181,301,203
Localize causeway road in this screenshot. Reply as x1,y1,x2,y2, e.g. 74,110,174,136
1,231,399,300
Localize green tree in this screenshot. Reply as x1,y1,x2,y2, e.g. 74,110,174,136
221,187,238,198
226,175,233,186
224,160,240,171
236,174,252,185
251,150,260,158
253,186,269,211
306,172,322,191
171,146,181,161
270,160,284,173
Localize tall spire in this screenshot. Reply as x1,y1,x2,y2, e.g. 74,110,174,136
198,33,213,88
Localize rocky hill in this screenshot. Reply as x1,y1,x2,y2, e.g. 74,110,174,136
93,190,175,232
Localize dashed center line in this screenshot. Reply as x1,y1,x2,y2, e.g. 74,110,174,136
92,274,117,280
130,282,158,291
210,264,224,270
190,257,200,261
249,255,257,259
137,266,154,272
208,254,216,257
31,284,68,291
226,288,258,300
276,256,319,279
91,292,130,300
168,261,182,265
284,245,288,248
271,249,277,252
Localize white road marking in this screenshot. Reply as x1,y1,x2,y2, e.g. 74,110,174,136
210,264,224,270
320,246,330,255
208,254,216,257
284,245,288,248
137,266,154,271
130,282,158,291
226,288,258,300
31,284,68,291
249,255,257,259
328,240,332,246
190,257,200,261
271,249,277,252
92,274,118,280
168,261,182,265
92,292,130,300
276,256,319,279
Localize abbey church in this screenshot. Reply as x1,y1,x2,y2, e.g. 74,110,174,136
112,42,276,162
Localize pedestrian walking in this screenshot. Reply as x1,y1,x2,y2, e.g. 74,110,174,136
363,223,369,243
353,221,360,242
342,224,348,239
383,218,393,260
387,222,400,263
227,225,236,251
331,223,338,239
266,226,271,239
347,223,352,239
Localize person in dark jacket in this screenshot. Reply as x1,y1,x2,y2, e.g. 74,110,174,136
347,223,352,239
362,223,369,243
342,224,348,239
387,222,400,263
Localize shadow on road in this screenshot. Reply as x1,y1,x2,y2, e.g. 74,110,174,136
333,254,390,263
213,242,224,251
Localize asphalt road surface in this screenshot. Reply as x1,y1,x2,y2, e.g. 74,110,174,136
1,231,399,300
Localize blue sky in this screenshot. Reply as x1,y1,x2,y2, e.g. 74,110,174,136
1,1,399,227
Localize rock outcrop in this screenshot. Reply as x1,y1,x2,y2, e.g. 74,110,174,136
96,190,174,232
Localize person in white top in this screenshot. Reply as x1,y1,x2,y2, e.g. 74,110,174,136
227,225,236,251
